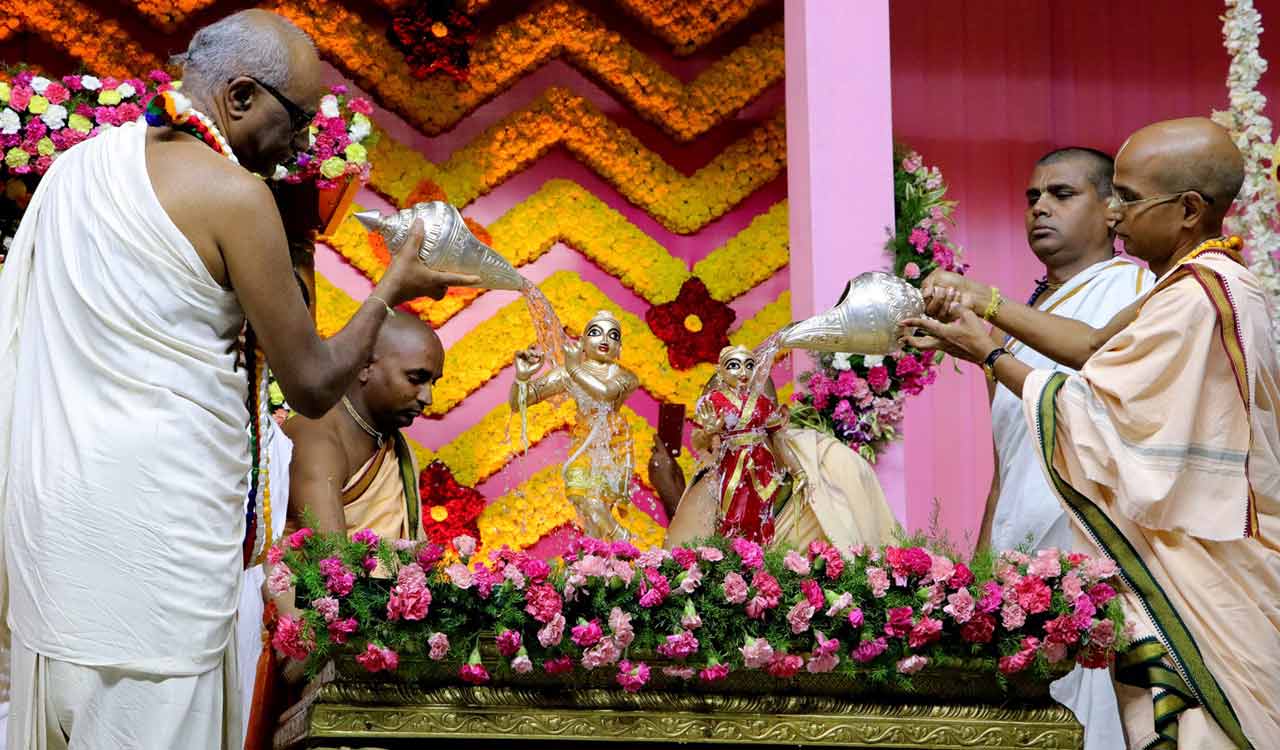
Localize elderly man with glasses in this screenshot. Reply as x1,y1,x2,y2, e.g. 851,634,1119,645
0,9,480,750
903,117,1279,749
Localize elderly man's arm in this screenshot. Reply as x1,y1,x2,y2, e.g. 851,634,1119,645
216,175,479,417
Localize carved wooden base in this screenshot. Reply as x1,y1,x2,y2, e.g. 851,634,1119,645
275,667,1083,749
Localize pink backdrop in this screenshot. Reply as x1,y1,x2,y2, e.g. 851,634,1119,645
890,0,1280,546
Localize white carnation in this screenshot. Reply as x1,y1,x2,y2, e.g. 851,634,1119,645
0,108,20,135
116,82,137,98
80,76,101,91
348,116,371,143
272,164,290,181
319,94,340,119
831,353,853,371
30,76,51,94
862,355,884,368
40,103,68,130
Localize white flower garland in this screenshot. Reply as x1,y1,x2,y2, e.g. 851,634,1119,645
1212,0,1280,343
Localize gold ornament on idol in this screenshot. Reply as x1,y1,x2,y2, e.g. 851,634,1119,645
509,309,641,541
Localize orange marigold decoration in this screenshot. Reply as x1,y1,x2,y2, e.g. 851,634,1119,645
405,178,449,206
644,278,736,370
615,0,772,54
419,460,486,553
388,0,478,82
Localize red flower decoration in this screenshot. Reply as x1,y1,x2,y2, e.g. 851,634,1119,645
645,278,735,370
419,460,486,551
388,0,478,82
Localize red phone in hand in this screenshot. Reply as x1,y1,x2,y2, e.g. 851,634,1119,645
657,402,685,458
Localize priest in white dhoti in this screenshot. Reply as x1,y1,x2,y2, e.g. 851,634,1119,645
0,11,476,750
980,148,1147,750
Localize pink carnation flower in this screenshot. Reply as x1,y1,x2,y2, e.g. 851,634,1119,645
512,653,534,674
453,534,477,558
697,546,724,562
866,365,890,393
444,563,474,590
784,550,811,575
348,97,374,115
1090,619,1117,650
582,637,622,670
571,619,604,648
847,607,865,628
866,566,890,598
266,545,285,565
740,637,775,669
800,578,824,608
903,262,922,280
537,613,566,647
1088,582,1117,608
656,630,700,660
826,591,854,618
386,563,431,621
671,547,698,569
497,629,523,657
766,652,805,679
327,617,358,644
897,655,929,675
722,572,749,604
267,563,294,596
927,554,955,585
638,567,670,608
459,663,489,684
351,528,379,550
731,537,764,569
524,583,562,623
1027,549,1062,579
998,637,1040,675
884,606,914,638
1015,576,1053,614
699,663,730,682
1001,600,1026,629
428,632,450,660
787,600,816,635
1061,571,1085,602
851,637,888,663
908,616,943,648
312,597,339,623
271,615,313,661
977,581,1003,613
1083,556,1118,583
616,660,650,692
286,528,314,549
544,656,574,674
609,607,635,648
355,643,398,673
943,587,975,624
662,666,696,680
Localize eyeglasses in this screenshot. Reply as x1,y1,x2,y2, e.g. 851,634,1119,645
243,76,315,134
1107,190,1215,214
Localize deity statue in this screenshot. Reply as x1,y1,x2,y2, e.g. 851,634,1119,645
692,345,807,544
510,310,640,541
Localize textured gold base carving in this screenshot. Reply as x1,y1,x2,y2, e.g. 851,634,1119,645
275,664,1083,749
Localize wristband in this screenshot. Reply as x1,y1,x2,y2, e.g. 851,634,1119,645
982,347,1009,382
982,287,1003,321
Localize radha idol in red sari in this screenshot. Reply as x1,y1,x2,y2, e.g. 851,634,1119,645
693,345,792,544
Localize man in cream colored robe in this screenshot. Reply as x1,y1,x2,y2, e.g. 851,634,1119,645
906,118,1279,749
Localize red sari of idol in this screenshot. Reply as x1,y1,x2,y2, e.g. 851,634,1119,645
702,388,787,544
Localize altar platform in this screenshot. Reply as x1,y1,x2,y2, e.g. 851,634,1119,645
274,658,1082,750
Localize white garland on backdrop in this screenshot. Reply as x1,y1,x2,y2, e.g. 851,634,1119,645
1212,0,1280,340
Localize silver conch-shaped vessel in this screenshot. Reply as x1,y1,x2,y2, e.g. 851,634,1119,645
778,271,924,355
354,201,526,291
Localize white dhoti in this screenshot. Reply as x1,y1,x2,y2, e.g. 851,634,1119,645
989,258,1152,750
0,120,250,749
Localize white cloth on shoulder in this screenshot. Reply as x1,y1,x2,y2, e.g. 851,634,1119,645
0,119,249,747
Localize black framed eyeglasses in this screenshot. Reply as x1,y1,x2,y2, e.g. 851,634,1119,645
243,76,315,134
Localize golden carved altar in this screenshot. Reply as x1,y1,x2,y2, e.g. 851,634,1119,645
274,657,1082,749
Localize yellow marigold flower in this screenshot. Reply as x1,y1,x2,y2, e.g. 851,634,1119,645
343,143,367,164
319,156,347,179
36,137,55,157
68,114,92,133
97,89,122,106
5,148,30,168
26,95,48,115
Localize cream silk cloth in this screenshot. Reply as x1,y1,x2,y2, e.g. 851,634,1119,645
991,258,1152,552
1023,251,1280,749
0,120,248,749
340,437,424,542
667,427,899,550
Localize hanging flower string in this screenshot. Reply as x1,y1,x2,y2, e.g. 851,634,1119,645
143,89,238,164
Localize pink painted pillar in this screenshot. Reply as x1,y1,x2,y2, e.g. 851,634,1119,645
785,0,906,521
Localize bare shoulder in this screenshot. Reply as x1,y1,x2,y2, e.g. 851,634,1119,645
283,411,347,465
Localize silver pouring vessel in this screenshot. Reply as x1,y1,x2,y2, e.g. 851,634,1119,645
778,271,924,355
354,201,526,291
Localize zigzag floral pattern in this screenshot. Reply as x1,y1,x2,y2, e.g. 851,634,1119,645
325,180,788,326
4,1,164,76
316,268,792,415
270,0,782,141
369,87,786,233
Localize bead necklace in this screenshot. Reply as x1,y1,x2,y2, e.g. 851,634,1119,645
342,396,384,446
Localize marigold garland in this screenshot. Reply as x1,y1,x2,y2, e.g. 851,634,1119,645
615,0,773,54
326,182,787,328
4,1,164,77
366,89,785,234
266,0,782,142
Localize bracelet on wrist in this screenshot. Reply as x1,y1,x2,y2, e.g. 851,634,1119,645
982,287,1003,321
981,346,1009,383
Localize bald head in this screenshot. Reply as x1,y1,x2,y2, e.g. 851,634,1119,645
174,10,318,101
373,314,442,361
1117,117,1244,221
360,314,444,431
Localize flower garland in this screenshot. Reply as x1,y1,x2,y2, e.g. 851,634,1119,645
325,181,784,329
273,86,376,190
790,149,967,463
269,530,1129,692
615,0,773,55
1,69,174,244
1211,0,1280,346
365,88,786,234
267,0,782,141
2,1,164,78
388,0,479,82
144,90,238,163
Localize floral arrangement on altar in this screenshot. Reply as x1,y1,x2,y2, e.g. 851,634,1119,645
789,149,967,463
273,85,376,190
268,527,1128,691
0,69,175,251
